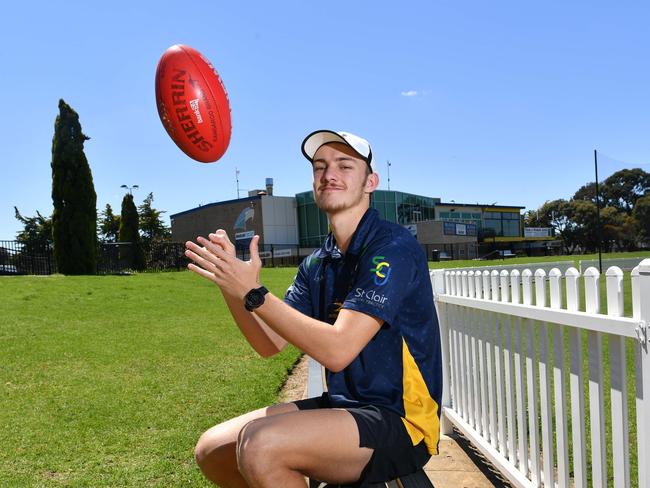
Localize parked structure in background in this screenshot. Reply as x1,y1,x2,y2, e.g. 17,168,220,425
170,185,299,263
169,180,558,261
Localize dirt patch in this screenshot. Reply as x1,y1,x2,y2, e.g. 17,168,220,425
277,354,309,403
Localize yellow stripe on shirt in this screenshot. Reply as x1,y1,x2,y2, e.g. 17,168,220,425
400,338,440,455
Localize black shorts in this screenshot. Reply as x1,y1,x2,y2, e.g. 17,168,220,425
294,393,431,487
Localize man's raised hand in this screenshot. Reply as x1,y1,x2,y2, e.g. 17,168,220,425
208,229,236,257
185,234,262,300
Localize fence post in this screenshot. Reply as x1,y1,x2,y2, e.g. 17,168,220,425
432,270,453,435
635,259,650,488
606,266,630,488
584,266,606,488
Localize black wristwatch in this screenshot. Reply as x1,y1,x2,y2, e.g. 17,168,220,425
244,286,269,311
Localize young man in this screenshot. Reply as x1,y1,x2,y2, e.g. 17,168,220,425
184,130,442,488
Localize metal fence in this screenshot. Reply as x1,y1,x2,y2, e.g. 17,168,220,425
0,241,302,275
0,240,56,275
97,242,190,274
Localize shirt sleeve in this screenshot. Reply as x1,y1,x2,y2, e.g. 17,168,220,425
342,242,416,326
283,257,313,316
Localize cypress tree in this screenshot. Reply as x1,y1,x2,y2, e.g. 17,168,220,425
51,99,97,274
99,204,121,243
119,193,145,270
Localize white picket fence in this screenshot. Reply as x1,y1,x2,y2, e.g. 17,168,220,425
431,259,650,488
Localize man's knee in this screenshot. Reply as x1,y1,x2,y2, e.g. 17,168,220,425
194,428,215,466
194,424,238,479
236,418,277,478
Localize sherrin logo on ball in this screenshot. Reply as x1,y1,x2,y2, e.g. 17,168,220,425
155,44,232,163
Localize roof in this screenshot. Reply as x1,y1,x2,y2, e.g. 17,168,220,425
437,202,526,210
170,195,262,219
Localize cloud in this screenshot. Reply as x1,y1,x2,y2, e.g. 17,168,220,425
401,90,418,97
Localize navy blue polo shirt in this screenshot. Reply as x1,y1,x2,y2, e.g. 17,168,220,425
284,208,442,454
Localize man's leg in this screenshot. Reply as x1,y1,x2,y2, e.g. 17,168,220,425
194,402,298,487
237,408,373,488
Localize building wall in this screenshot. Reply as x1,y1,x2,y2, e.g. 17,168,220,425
415,220,478,259
170,196,264,246
260,196,299,245
435,204,523,238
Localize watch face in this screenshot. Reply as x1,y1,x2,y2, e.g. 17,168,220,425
247,291,265,308
245,287,267,311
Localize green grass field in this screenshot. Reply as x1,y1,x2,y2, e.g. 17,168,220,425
0,269,300,487
428,250,650,270
2,251,648,486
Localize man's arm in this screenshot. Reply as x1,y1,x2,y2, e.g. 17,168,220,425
185,232,288,357
221,290,288,357
185,234,382,371
254,294,382,372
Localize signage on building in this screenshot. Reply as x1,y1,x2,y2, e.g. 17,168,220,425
235,230,255,240
524,227,552,238
443,221,477,237
273,248,293,258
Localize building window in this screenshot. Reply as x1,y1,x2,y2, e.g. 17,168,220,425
502,220,520,237
483,219,503,236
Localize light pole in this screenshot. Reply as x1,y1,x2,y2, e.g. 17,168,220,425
121,184,139,195
387,160,391,191
594,149,603,273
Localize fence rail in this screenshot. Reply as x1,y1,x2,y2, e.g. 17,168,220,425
0,240,56,275
431,259,650,488
0,240,191,275
0,241,302,275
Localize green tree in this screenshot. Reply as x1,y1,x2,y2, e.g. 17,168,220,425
119,193,145,270
14,207,53,254
138,193,171,245
534,199,579,253
633,194,650,242
51,99,97,274
523,209,549,228
98,204,120,243
572,182,599,205
603,168,650,214
599,206,630,252
569,199,602,252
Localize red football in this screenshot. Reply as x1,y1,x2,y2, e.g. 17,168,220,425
155,44,232,163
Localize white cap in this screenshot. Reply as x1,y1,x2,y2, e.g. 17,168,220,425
301,129,375,172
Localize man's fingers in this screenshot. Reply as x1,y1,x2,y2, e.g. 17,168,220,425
209,229,236,255
185,248,220,275
187,263,218,283
198,236,232,262
196,236,229,259
249,235,262,267
186,239,227,263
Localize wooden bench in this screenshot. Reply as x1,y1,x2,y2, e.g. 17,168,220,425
306,358,434,488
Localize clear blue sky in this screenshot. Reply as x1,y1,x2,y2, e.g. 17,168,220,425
1,0,648,240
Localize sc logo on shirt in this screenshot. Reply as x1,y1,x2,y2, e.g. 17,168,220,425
370,256,392,286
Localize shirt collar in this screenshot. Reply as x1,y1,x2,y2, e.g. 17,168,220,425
316,208,378,260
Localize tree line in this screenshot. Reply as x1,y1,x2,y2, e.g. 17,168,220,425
524,168,650,254
13,99,170,274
